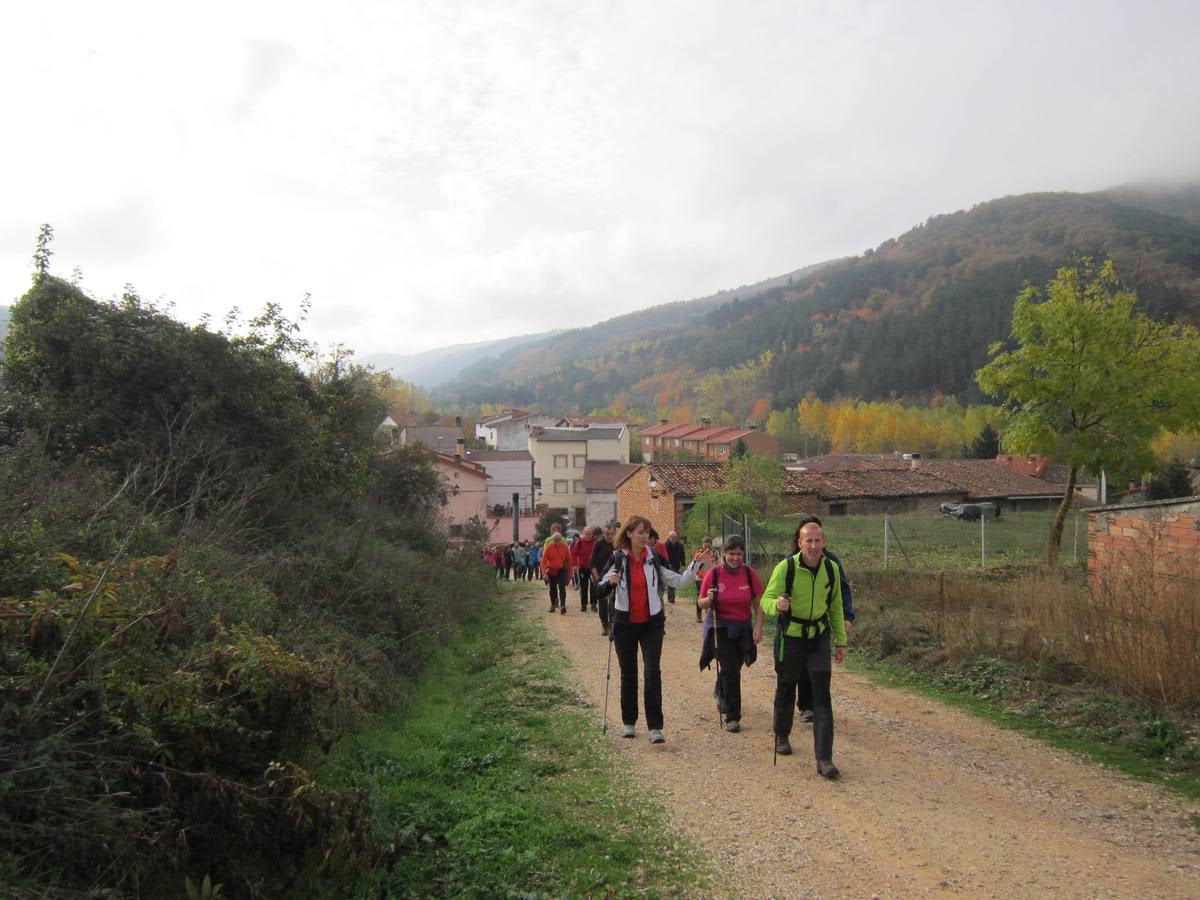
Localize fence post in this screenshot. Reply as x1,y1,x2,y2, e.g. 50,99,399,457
883,515,890,570
938,571,945,644
981,512,986,569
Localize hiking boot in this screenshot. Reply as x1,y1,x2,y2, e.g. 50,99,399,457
590,604,598,611
724,720,741,733
817,759,840,779
600,624,609,636
648,729,665,744
774,735,792,755
559,606,566,615
800,709,814,724
548,605,556,613
621,724,635,738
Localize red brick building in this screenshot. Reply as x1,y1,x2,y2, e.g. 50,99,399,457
1087,496,1200,583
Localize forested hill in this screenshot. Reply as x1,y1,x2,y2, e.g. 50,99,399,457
436,185,1200,415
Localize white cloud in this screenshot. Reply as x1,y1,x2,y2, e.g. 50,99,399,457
2,0,1199,350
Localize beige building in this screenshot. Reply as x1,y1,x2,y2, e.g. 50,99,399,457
529,425,628,526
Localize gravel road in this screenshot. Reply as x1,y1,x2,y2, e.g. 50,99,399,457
519,583,1200,898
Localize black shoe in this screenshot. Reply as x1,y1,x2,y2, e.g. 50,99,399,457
817,759,840,779
590,604,598,611
559,607,566,615
799,709,814,724
549,605,556,613
668,597,675,604
601,624,609,636
774,735,792,756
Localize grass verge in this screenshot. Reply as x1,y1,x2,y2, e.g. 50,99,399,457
319,585,710,898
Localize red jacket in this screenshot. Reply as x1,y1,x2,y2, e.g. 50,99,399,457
571,536,597,571
542,538,572,577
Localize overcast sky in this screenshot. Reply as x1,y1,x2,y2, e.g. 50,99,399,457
3,1,1199,357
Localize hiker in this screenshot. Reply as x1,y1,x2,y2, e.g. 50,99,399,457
693,536,718,622
760,519,847,779
697,535,764,733
492,545,506,580
526,539,541,581
542,525,573,614
572,526,598,612
791,516,856,724
663,530,686,604
589,524,616,636
512,541,526,580
597,514,702,743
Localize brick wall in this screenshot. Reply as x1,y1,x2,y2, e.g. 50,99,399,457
1088,498,1200,582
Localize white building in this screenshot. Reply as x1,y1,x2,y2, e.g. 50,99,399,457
462,448,536,512
476,408,561,451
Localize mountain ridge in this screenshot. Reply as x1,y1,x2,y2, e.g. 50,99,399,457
432,185,1200,418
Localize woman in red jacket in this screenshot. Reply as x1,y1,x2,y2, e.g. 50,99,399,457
541,525,573,614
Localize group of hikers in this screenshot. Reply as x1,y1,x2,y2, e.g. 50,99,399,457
494,514,855,779
483,540,543,581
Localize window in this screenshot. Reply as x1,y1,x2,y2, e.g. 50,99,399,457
643,436,651,445
572,454,586,467
718,444,729,454
573,479,585,493
829,503,847,516
672,439,681,447
553,454,568,468
554,480,569,494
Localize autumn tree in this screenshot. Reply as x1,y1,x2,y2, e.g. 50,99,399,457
976,259,1200,565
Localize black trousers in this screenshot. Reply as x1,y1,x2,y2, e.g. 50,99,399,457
547,569,568,606
773,628,834,761
713,627,751,722
579,575,593,610
612,618,665,729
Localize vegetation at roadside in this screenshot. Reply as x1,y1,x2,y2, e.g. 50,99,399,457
324,583,708,898
842,565,1200,799
1,242,493,897
749,508,1199,799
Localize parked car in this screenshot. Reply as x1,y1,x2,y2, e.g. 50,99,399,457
939,502,1000,521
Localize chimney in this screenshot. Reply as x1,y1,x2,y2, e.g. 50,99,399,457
455,438,465,460
660,418,668,425
701,416,711,427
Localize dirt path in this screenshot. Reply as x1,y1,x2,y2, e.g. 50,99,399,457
515,582,1200,898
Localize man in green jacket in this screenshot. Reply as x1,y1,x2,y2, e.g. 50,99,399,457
760,520,847,778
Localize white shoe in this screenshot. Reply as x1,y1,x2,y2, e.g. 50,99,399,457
621,724,635,738
648,729,665,744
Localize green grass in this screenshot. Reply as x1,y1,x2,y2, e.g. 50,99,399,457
320,585,710,898
752,507,1088,571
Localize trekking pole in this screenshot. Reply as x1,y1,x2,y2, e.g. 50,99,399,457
710,587,723,731
602,628,614,734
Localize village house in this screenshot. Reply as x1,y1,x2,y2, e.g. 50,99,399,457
476,408,561,451
424,448,490,539
583,460,640,526
637,418,779,463
461,446,536,512
528,425,629,526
